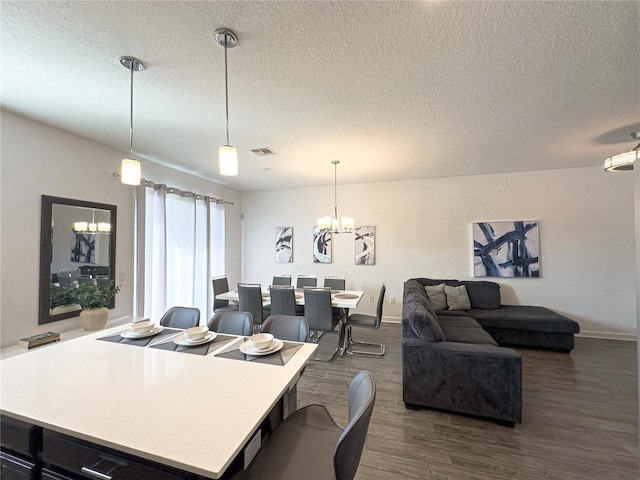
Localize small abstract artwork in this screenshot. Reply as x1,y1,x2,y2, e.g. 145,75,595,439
71,233,95,263
275,227,293,263
313,227,331,263
355,226,375,265
473,220,539,277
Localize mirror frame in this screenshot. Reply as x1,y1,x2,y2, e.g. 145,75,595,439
39,195,117,325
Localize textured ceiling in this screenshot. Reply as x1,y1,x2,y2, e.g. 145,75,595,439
2,1,639,191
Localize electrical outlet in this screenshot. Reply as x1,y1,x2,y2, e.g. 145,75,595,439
390,297,396,304
369,296,374,303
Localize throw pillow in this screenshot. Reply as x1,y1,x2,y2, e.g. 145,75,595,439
444,285,471,311
424,284,448,311
462,281,501,309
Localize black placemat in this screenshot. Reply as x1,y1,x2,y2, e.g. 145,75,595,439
97,328,181,347
147,333,237,356
214,338,303,366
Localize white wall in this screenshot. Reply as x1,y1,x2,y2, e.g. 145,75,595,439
0,111,242,348
242,167,636,339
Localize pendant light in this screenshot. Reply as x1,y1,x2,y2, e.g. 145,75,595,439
214,28,239,176
119,56,145,185
318,161,354,234
603,130,639,172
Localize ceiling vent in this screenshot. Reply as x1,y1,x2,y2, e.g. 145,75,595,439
250,147,277,156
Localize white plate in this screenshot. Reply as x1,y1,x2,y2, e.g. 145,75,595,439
173,331,217,346
239,339,284,356
120,326,164,339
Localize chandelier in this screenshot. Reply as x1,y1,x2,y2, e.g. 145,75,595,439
73,210,111,234
318,160,354,234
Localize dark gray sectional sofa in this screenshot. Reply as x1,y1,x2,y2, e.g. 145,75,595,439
402,277,580,427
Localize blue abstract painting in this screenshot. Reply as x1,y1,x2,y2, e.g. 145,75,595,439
473,221,539,278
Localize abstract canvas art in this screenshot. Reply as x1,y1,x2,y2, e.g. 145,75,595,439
473,220,539,277
275,227,293,263
313,227,331,263
355,226,375,265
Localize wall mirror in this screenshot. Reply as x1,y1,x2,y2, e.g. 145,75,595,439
39,195,117,325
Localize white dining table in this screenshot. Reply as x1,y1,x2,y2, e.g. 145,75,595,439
217,288,364,310
0,324,318,479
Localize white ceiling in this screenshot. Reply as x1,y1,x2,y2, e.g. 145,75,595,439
2,1,639,191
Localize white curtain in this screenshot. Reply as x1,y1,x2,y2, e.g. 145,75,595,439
136,183,225,325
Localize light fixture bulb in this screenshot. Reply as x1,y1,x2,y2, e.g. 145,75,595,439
98,222,111,233
318,217,332,230
74,222,88,232
219,145,238,176
121,158,142,185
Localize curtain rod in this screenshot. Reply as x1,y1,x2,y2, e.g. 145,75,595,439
112,173,234,205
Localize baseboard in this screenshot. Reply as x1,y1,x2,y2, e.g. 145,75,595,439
577,331,637,342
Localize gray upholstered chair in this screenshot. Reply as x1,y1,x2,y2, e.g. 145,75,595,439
304,287,340,361
296,275,317,288
324,276,346,290
344,284,386,356
246,370,376,480
208,311,252,336
261,315,309,342
159,306,201,329
95,276,111,289
268,285,298,316
212,276,238,314
77,275,95,285
238,283,268,332
272,275,292,286
57,273,73,287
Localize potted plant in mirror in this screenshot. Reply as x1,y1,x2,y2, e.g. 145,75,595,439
72,280,121,331
50,284,82,315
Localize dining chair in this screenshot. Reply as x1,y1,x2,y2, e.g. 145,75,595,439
57,273,73,287
304,287,340,361
272,274,292,286
344,284,386,356
212,276,238,314
261,315,309,342
238,283,268,332
95,276,111,288
324,276,346,290
208,311,252,336
246,370,376,480
77,275,95,285
296,275,317,288
268,285,298,316
159,306,201,329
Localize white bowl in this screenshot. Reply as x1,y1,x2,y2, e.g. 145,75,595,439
249,333,274,351
184,326,209,341
130,320,154,334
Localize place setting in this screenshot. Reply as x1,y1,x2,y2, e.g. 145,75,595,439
149,326,236,355
215,333,302,366
97,319,177,346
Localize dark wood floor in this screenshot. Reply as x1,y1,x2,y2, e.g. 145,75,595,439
297,323,639,480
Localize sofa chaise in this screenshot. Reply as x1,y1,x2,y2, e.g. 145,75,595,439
402,277,580,427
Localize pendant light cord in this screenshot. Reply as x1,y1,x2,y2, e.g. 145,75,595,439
224,33,230,146
334,161,339,222
129,64,134,156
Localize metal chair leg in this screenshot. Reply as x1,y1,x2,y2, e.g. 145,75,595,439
345,325,385,356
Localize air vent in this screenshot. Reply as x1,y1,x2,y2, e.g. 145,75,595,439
250,147,277,156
